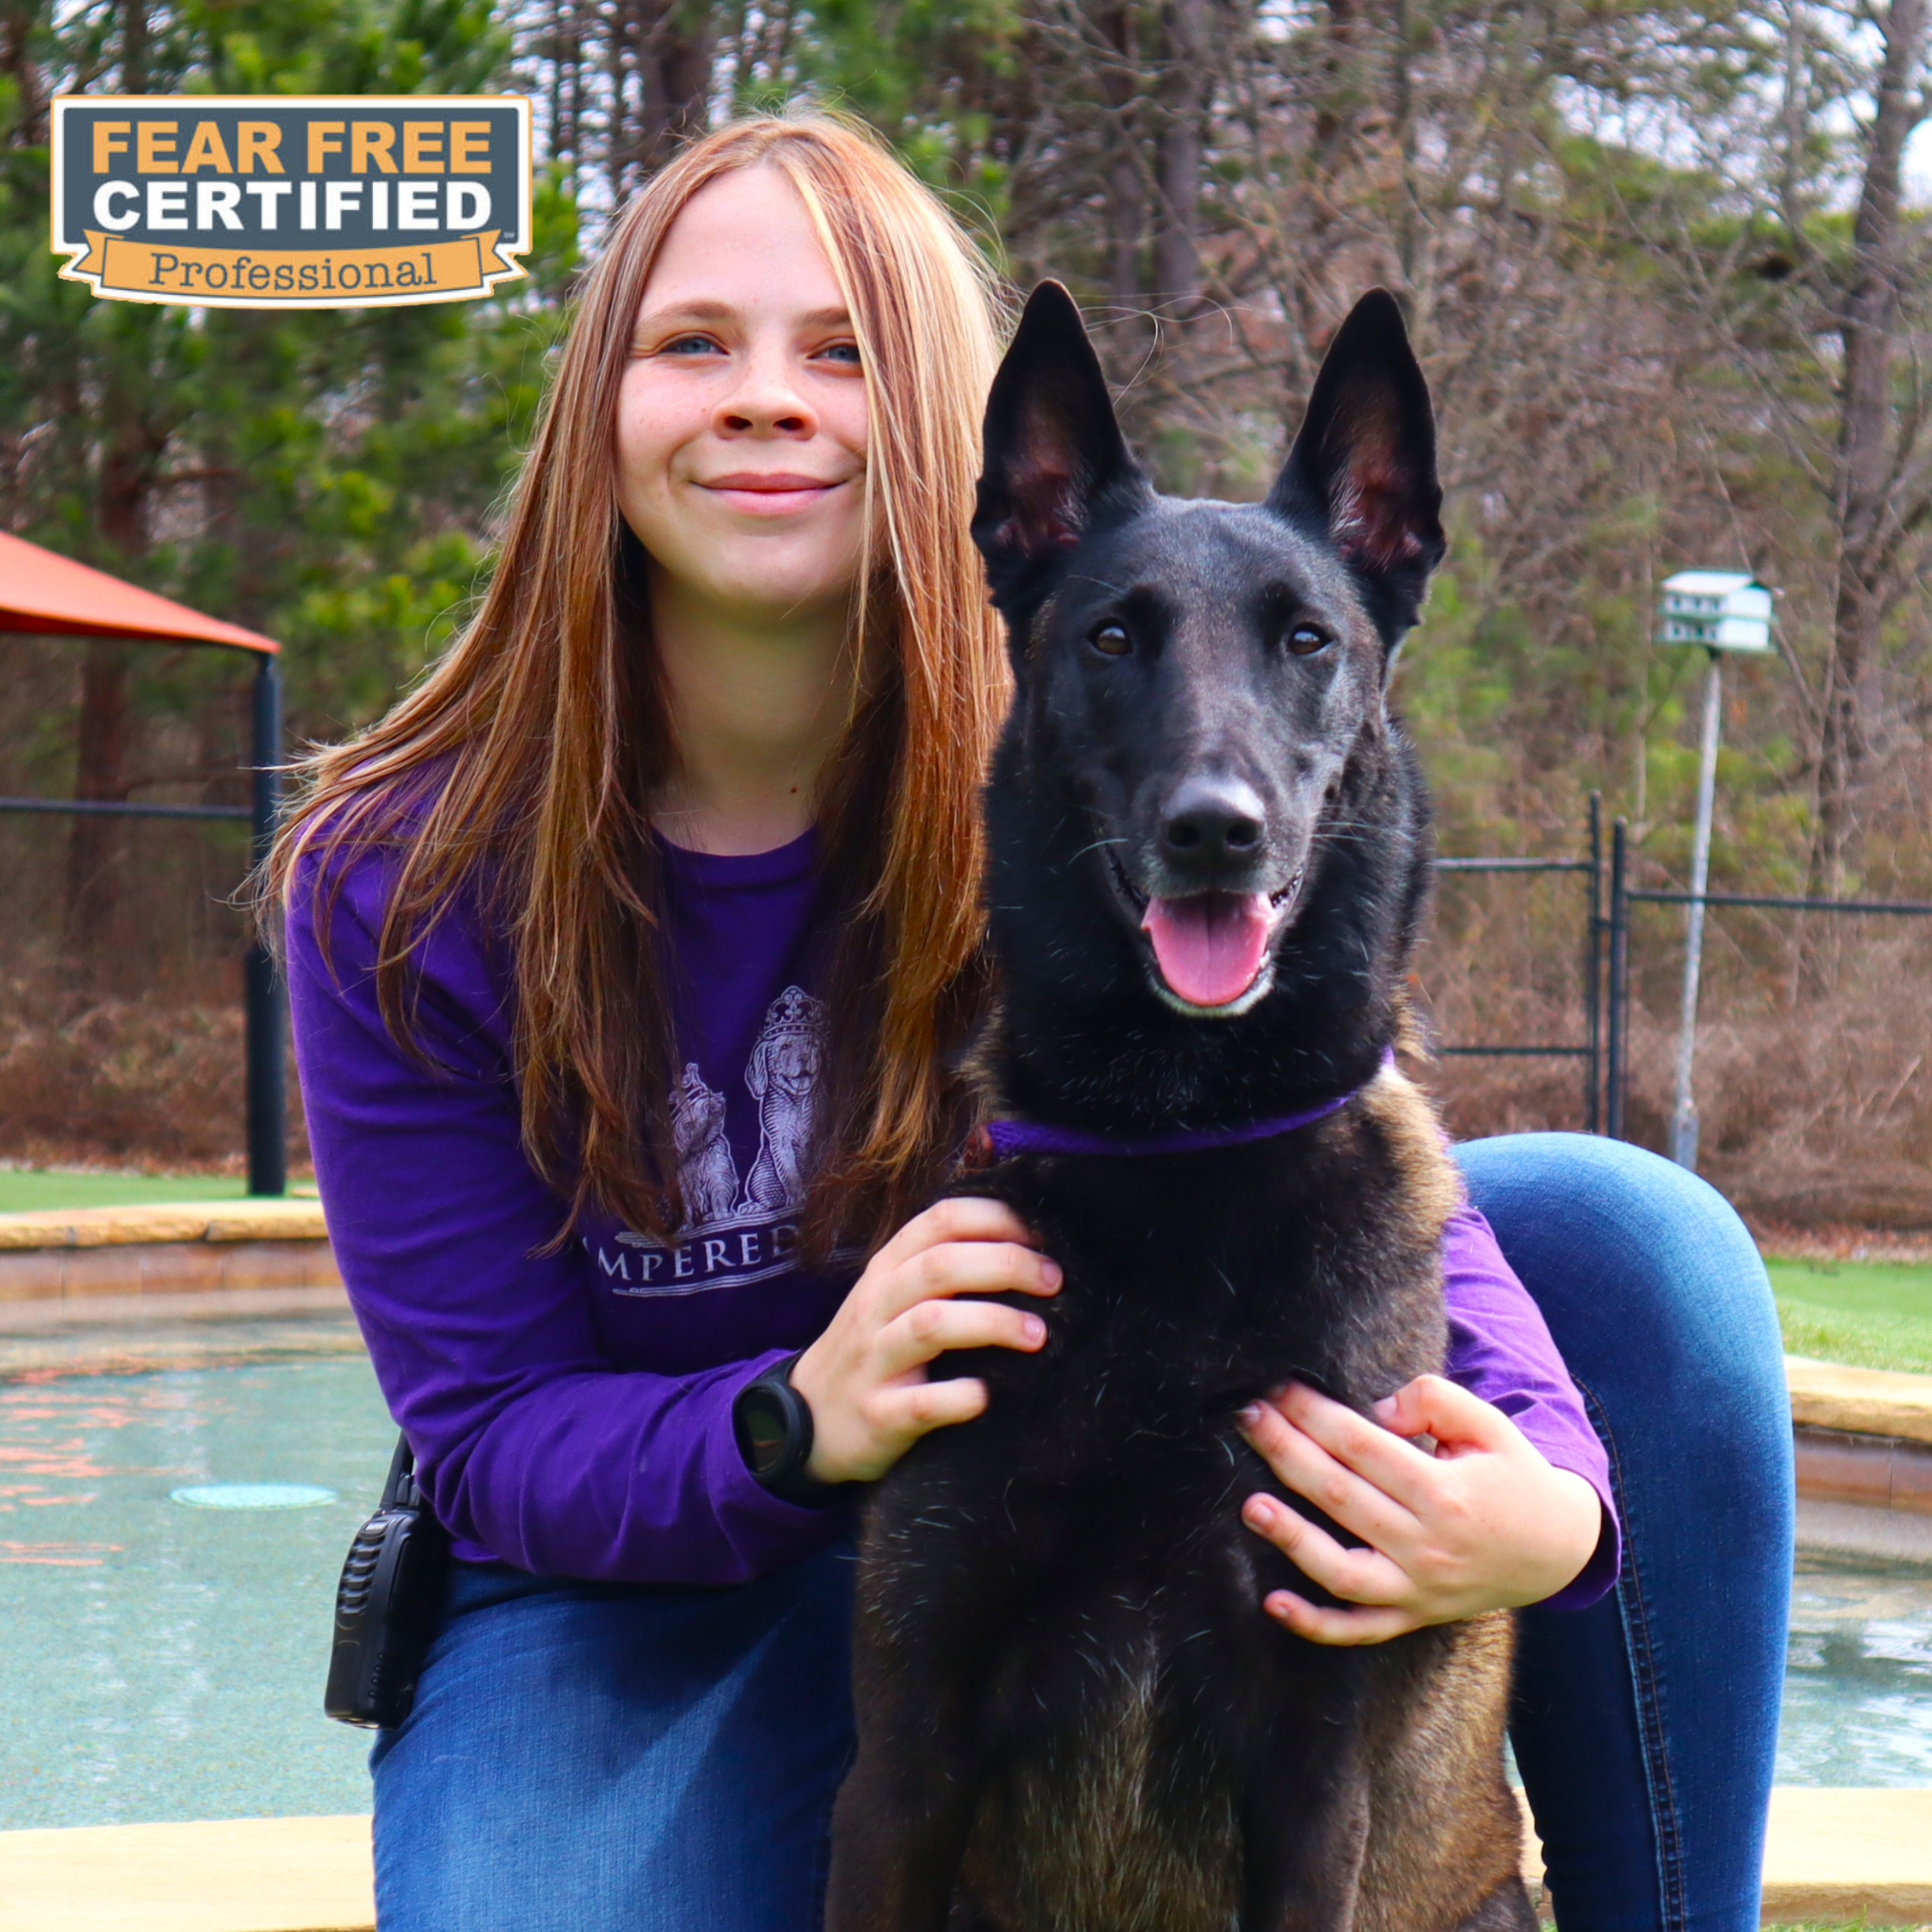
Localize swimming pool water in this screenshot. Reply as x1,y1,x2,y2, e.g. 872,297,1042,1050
4,1331,1932,1827
1780,1554,1932,1784
0,1342,394,1828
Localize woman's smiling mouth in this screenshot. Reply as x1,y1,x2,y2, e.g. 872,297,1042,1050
700,471,852,516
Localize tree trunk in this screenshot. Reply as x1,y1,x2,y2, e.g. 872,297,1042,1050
606,0,632,204
1812,0,1926,893
1313,0,1358,163
62,421,156,979
120,0,146,90
2,0,48,147
546,0,586,183
1388,0,1416,279
636,0,711,172
608,0,712,195
1097,3,1148,327
61,644,133,970
1152,0,1211,315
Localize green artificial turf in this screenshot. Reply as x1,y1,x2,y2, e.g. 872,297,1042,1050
1770,1255,1932,1374
0,1169,318,1214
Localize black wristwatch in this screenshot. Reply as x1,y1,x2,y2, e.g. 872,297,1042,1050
732,1354,845,1507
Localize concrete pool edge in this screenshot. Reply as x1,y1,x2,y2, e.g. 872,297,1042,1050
6,1795,1932,1930
0,1201,331,1248
0,1201,339,1307
1789,1357,1932,1445
1786,1358,1932,1561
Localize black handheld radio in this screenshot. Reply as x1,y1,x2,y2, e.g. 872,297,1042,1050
323,1435,448,1729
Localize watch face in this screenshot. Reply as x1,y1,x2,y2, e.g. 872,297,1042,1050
740,1388,792,1476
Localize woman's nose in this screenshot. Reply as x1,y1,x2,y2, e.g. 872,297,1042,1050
715,348,816,438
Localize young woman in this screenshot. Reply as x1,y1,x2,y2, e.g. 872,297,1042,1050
279,114,1792,1932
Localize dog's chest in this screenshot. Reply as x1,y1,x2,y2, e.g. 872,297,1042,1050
969,1146,1444,1441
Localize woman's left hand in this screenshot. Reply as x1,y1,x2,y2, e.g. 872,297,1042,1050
1236,1375,1603,1646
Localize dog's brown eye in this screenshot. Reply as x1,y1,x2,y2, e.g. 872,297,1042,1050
1286,624,1331,655
1090,623,1132,657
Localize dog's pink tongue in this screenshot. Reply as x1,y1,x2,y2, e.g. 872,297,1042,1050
1141,893,1272,1007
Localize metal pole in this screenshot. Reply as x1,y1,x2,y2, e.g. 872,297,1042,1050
1669,651,1722,1170
1607,818,1629,1141
244,654,286,1196
1585,791,1603,1133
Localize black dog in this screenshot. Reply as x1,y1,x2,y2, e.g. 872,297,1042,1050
825,284,1534,1932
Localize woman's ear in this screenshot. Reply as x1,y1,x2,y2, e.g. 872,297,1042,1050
1267,289,1445,647
971,281,1150,607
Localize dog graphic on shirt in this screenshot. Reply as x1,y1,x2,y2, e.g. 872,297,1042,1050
738,987,825,1215
670,1062,738,1232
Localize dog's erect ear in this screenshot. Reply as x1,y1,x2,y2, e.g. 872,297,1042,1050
973,281,1150,603
1267,290,1444,644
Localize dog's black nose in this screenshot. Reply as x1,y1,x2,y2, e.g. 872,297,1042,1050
1158,778,1266,861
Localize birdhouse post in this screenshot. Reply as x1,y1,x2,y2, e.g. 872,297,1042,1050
1656,571,1774,1171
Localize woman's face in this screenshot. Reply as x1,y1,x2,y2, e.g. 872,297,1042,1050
617,166,869,626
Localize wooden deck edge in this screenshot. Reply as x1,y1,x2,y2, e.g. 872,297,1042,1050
0,1816,374,1932
1520,1787,1932,1924
8,1797,1932,1931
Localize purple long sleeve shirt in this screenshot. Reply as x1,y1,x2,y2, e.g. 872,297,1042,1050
287,824,1618,1610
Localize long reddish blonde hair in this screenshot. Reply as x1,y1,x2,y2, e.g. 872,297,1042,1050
273,113,1011,1250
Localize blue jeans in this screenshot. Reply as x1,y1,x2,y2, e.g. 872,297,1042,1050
1465,1135,1793,1930
370,1133,1793,1932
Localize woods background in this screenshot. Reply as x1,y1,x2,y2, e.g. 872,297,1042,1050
2,0,1929,1229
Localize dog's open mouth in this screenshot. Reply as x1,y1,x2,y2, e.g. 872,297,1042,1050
1107,853,1301,1008
1141,893,1275,1007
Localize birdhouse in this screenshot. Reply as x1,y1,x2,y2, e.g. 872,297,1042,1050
1657,571,1773,653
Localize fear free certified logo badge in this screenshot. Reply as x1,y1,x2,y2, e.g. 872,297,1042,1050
51,95,531,309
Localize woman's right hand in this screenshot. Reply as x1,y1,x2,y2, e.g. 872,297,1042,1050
790,1197,1061,1485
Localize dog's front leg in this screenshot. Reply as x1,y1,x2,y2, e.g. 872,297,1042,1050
1237,1710,1374,1932
824,1644,990,1932
826,1489,1032,1932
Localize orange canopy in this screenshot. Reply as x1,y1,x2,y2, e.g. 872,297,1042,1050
0,530,277,654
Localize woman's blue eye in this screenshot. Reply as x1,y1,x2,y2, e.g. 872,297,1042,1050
661,335,722,356
820,342,862,365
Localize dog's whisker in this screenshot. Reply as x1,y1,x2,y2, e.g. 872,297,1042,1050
1067,835,1130,864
